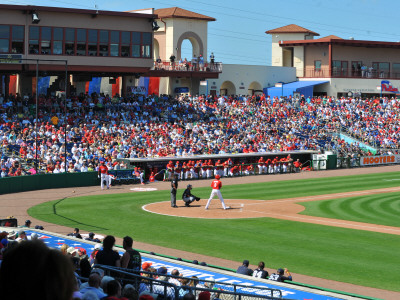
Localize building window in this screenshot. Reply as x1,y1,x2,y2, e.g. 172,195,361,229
88,29,98,56
76,29,86,56
25,25,152,59
142,32,152,58
11,25,24,54
40,27,51,54
121,31,130,57
332,60,340,76
29,26,39,54
372,62,389,78
53,27,63,55
393,63,400,78
99,30,108,56
110,31,119,57
131,32,140,57
65,28,75,55
351,61,362,76
332,60,348,77
0,25,10,53
314,60,321,70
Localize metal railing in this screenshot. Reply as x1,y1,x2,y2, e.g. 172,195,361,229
152,60,222,72
95,265,285,299
299,66,400,79
163,162,300,181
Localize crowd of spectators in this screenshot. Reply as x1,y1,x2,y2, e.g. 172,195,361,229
0,228,286,300
1,92,399,178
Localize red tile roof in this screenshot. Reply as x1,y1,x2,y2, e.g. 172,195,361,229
266,24,319,36
154,7,216,21
319,35,342,40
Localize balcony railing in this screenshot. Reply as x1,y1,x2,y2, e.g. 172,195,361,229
301,66,400,79
152,60,222,72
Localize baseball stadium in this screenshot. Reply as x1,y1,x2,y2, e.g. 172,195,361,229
1,2,400,300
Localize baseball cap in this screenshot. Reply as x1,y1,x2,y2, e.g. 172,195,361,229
94,243,102,250
67,247,78,255
157,267,167,275
277,268,284,275
142,262,152,270
243,259,249,266
215,174,220,179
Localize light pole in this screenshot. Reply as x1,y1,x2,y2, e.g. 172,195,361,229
35,59,39,173
64,61,68,173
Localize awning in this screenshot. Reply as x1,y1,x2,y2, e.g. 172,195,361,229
264,80,329,98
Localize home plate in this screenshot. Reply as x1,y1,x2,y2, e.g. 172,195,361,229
130,187,158,192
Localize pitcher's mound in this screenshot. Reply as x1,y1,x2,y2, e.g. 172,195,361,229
142,199,284,219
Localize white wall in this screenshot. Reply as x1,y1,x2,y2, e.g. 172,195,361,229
270,33,310,67
300,77,400,96
199,64,296,96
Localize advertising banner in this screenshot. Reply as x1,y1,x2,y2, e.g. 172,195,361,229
127,86,147,95
360,154,400,166
381,80,400,94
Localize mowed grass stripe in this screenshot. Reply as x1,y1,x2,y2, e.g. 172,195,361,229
299,192,400,227
218,171,400,200
370,195,400,219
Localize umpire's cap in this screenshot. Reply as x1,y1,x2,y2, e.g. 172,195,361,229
187,184,192,188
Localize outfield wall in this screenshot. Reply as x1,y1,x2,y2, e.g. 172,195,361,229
0,172,98,195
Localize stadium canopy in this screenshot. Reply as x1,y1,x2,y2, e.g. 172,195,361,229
264,80,329,98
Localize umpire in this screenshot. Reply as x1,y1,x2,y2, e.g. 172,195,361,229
171,174,178,208
182,184,200,207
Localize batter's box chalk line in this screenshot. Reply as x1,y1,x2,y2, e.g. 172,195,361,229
130,187,158,192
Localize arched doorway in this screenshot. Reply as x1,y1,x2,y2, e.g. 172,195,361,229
248,81,263,95
176,31,204,62
180,39,193,62
220,81,236,96
153,38,160,61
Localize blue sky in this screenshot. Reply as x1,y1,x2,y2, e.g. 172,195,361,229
1,0,399,65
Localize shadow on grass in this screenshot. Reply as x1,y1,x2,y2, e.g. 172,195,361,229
52,197,109,231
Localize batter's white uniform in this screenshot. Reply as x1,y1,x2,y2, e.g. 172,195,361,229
98,164,109,189
205,179,228,210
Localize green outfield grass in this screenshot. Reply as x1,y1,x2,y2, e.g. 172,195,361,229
299,192,400,227
29,171,400,292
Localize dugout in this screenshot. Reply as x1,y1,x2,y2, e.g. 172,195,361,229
117,150,318,181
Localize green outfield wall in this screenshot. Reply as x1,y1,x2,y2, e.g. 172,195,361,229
0,171,99,194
